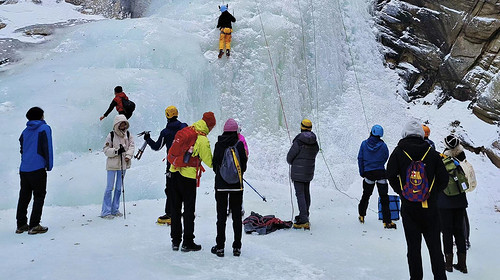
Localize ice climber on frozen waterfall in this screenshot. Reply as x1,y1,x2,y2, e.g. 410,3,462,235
217,4,236,58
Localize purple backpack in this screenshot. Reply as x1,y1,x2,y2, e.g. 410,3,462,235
400,147,435,202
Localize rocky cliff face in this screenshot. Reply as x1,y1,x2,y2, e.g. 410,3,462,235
65,0,150,19
374,0,500,124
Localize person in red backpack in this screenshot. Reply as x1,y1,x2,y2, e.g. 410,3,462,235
387,120,449,280
169,112,215,252
99,86,132,120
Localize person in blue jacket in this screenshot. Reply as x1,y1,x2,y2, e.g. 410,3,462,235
16,107,53,235
357,124,396,229
143,106,187,224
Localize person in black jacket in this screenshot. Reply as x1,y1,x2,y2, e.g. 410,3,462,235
387,120,448,280
286,119,319,229
217,5,236,58
143,106,187,224
211,118,248,257
439,135,468,273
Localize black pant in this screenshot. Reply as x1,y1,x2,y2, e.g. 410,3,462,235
164,163,173,217
215,191,243,249
358,179,391,223
401,206,447,280
170,172,197,245
293,181,311,223
439,208,466,254
16,169,47,228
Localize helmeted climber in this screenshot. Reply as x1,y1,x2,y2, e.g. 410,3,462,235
217,4,236,58
143,106,187,225
286,119,319,230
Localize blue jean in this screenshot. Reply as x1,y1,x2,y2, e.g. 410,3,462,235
101,170,125,216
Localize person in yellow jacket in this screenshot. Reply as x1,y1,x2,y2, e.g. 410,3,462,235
217,5,236,58
169,112,216,252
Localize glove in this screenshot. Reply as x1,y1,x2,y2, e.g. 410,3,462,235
117,145,126,155
144,132,151,140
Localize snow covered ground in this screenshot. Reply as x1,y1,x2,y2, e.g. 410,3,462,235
1,0,499,279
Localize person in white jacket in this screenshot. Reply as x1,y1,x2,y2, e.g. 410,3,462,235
101,115,135,219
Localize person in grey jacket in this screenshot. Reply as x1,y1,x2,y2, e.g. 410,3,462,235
286,119,319,229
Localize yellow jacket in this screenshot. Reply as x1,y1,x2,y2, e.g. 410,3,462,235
170,119,213,179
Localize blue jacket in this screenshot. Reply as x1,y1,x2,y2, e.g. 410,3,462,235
19,120,53,172
357,136,388,176
146,118,187,153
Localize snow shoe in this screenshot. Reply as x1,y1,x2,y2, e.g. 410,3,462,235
172,243,180,251
15,224,29,234
218,49,224,59
233,248,241,257
28,224,48,235
453,253,468,274
226,49,230,57
383,222,397,229
293,222,310,230
211,246,224,257
358,216,365,224
157,214,171,225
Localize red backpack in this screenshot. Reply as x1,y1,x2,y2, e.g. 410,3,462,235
167,126,202,167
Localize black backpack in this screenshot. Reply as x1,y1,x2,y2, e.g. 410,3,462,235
121,97,136,114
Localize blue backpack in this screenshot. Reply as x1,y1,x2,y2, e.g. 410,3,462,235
220,142,242,185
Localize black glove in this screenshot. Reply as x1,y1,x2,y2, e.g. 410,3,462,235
144,132,151,140
117,145,126,155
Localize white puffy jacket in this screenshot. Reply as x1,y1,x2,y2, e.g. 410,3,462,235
103,115,135,170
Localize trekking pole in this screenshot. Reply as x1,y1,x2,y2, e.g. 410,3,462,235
243,178,266,202
120,146,126,219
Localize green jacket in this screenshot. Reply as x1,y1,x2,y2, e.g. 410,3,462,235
170,119,213,179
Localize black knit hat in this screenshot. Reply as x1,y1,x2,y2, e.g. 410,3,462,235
114,86,123,93
444,135,459,149
26,107,44,120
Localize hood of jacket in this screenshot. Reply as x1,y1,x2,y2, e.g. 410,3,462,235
26,120,46,130
366,135,385,152
217,132,239,148
397,136,430,158
113,114,129,137
193,119,209,135
295,131,317,145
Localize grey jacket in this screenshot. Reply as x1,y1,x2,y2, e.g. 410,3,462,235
286,131,319,182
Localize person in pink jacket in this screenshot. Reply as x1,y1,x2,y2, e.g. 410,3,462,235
237,125,249,156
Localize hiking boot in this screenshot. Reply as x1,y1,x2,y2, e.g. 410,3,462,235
445,253,453,272
181,242,202,252
358,216,365,224
101,215,114,220
226,49,230,57
383,222,397,229
15,224,29,234
233,248,241,257
172,243,180,251
293,222,310,230
157,214,171,225
112,212,123,217
211,246,224,257
28,224,48,235
218,49,224,59
453,252,467,273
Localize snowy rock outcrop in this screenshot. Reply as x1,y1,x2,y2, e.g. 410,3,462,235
374,0,500,124
65,0,150,19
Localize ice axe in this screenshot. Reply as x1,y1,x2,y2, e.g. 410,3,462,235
134,131,150,160
243,178,266,202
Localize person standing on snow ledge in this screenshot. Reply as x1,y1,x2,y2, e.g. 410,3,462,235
100,86,133,120
217,4,236,58
16,107,53,235
286,119,319,230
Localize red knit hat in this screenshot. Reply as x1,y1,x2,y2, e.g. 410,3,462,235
202,112,216,131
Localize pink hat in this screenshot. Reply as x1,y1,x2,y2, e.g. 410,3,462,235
223,118,238,132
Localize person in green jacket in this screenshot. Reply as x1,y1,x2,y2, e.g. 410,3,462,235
169,112,216,252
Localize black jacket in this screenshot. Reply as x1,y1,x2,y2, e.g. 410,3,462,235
213,132,248,191
146,117,187,153
287,131,319,182
387,136,448,208
217,11,236,29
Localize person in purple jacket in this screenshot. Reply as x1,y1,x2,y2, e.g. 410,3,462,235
16,107,53,235
357,124,396,229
